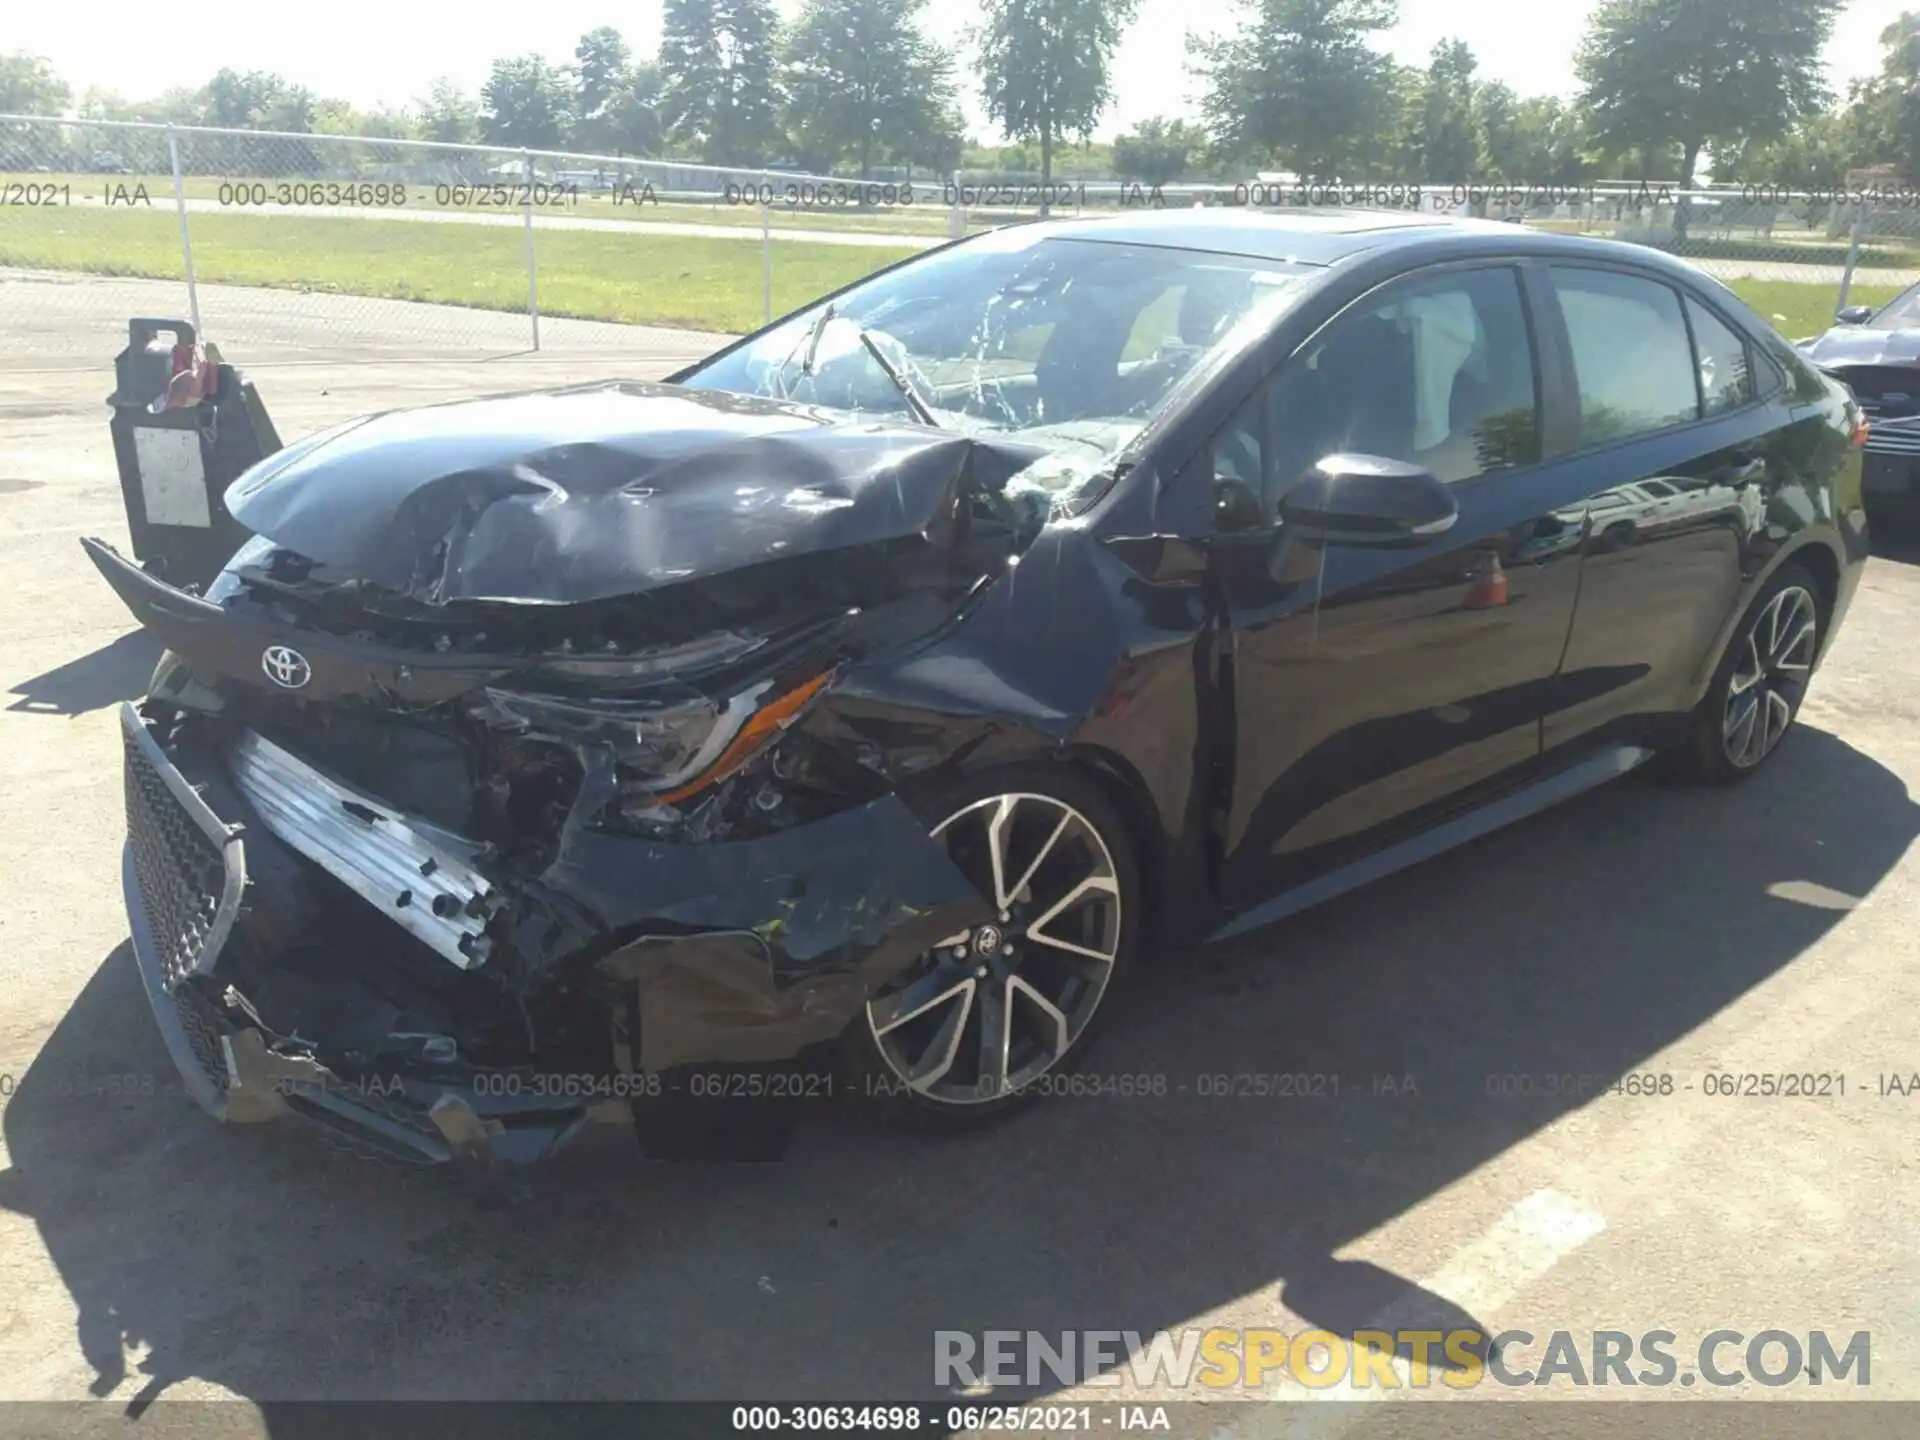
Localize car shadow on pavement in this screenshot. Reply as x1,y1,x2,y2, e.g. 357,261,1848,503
1870,518,1920,566
1,726,1914,1409
7,630,160,716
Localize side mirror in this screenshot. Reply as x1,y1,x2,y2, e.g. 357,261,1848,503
1278,453,1457,547
1836,305,1873,325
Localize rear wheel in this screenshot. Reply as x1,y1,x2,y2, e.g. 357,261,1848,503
847,765,1139,1131
1677,563,1822,784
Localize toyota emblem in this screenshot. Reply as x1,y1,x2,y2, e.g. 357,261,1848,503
261,645,312,689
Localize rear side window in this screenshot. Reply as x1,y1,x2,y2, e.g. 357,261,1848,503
1685,298,1757,416
1550,267,1699,446
1750,340,1790,398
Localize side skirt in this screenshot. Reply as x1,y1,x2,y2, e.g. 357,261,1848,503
1206,745,1655,945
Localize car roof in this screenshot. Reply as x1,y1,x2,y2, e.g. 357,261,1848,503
1025,207,1720,287
1014,207,1456,264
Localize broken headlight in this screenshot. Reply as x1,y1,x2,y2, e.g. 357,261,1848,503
474,669,834,808
202,533,278,604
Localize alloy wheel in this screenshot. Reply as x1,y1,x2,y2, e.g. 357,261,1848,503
865,792,1123,1106
1722,584,1818,769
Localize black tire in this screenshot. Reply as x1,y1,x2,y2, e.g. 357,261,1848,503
1674,561,1823,785
844,762,1141,1133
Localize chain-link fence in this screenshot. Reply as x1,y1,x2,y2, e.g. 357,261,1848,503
0,113,953,367
5,111,1913,369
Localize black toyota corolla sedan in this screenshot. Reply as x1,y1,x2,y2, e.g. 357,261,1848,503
85,209,1869,1165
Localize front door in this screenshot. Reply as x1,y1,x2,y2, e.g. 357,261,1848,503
1212,262,1588,910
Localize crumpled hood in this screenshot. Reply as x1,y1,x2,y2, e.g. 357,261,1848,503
1798,326,1920,368
223,381,1048,605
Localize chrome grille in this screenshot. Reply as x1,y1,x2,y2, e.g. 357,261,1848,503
1858,405,1920,456
1830,367,1920,456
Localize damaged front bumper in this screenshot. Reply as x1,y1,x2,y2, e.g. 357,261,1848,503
121,701,599,1163
119,701,990,1165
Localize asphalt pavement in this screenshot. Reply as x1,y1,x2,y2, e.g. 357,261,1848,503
0,283,1917,1432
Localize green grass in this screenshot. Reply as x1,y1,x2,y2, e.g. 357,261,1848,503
0,205,922,333
1,171,963,236
0,199,1895,341
1725,279,1902,340
1671,236,1920,267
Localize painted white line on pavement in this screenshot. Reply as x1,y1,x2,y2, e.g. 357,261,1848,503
1207,1188,1607,1440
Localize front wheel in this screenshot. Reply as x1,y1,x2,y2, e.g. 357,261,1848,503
846,764,1140,1131
1677,563,1822,784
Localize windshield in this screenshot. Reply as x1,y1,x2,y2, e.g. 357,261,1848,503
1870,283,1920,329
678,229,1312,512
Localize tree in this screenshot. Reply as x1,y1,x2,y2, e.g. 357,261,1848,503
660,0,723,153
1737,107,1869,188
1370,61,1426,175
256,86,318,134
659,0,784,163
1514,97,1588,183
784,0,960,176
715,0,786,163
1884,11,1920,175
1831,12,1920,179
976,0,1139,207
1190,0,1398,180
311,97,359,135
1112,116,1202,184
199,69,304,129
189,69,319,174
1475,84,1587,183
1576,0,1845,234
1419,39,1477,179
481,56,571,149
605,61,667,156
418,79,481,145
0,53,70,116
1473,80,1522,173
573,26,632,152
77,86,137,121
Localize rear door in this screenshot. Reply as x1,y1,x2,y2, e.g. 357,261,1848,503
1211,260,1590,909
1532,265,1785,758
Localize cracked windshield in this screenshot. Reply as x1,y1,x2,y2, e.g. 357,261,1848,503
682,229,1308,511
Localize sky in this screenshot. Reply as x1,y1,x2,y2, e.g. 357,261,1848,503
9,0,1916,143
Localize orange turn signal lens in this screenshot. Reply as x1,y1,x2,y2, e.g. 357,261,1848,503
1851,413,1871,448
653,670,834,805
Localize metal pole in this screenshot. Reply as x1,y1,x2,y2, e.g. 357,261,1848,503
761,173,773,325
523,150,541,351
1836,206,1865,319
167,126,202,336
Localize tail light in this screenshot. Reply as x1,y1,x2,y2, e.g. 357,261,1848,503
1850,409,1871,448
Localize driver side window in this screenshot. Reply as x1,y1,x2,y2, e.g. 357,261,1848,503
1211,265,1542,514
